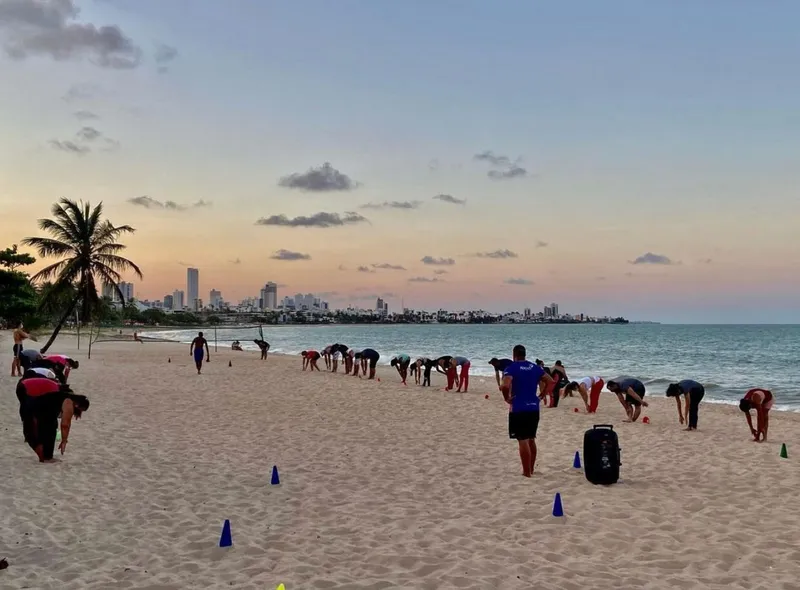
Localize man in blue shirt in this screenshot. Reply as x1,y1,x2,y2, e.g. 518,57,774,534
501,345,554,477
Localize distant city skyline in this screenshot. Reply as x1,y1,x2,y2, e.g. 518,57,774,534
2,1,798,323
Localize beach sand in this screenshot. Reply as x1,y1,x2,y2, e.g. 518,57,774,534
1,331,799,590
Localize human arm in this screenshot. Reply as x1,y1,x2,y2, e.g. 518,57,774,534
59,400,75,454
675,396,684,424
495,369,501,387
204,340,210,360
435,360,447,374
626,387,648,406
189,340,194,355
538,372,555,399
500,375,513,404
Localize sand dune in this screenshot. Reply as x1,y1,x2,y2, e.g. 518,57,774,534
1,332,798,589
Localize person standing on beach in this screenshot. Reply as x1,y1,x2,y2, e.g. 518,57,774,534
450,356,471,393
489,357,513,387
564,377,604,413
16,377,90,463
301,350,321,371
666,380,705,430
434,355,455,389
190,332,210,374
501,344,553,477
359,348,381,380
390,354,411,384
254,339,270,360
606,378,649,422
739,388,774,442
12,323,36,377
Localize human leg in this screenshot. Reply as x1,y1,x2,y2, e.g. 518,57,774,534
688,388,704,429
457,362,470,392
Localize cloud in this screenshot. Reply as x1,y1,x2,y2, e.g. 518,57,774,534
596,276,606,281
0,0,142,68
699,258,713,264
488,164,528,180
74,110,98,121
408,276,442,283
337,264,347,271
48,139,89,155
256,211,368,228
270,249,311,261
504,278,534,286
432,193,465,205
535,240,548,248
421,256,455,266
631,252,674,265
230,258,242,265
357,265,375,273
427,158,439,171
474,249,519,259
127,196,211,211
474,150,528,180
76,125,101,141
360,200,422,210
62,83,98,102
278,162,358,192
154,42,177,73
372,263,406,271
433,269,448,275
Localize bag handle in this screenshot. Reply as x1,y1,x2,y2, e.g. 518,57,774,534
592,424,614,430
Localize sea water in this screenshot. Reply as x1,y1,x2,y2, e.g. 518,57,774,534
150,324,800,410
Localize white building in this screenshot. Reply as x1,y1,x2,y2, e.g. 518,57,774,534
260,282,278,310
210,289,222,309
173,290,185,311
187,268,199,307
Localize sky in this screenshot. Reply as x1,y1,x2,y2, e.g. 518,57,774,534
1,0,799,323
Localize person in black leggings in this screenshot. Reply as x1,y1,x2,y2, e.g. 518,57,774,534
357,348,381,380
666,380,705,431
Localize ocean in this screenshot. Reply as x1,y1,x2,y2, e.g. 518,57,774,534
150,324,800,410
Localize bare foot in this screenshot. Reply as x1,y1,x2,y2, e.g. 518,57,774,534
522,472,532,478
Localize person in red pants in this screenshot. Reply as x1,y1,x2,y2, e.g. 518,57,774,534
564,376,604,413
435,355,455,389
451,356,471,392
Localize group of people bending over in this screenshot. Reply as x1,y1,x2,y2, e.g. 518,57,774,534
12,350,89,463
301,344,382,379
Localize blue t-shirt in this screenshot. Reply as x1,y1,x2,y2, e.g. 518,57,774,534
504,360,545,413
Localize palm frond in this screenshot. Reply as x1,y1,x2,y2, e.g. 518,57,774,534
21,236,75,258
94,255,144,279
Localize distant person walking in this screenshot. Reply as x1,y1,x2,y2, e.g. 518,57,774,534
606,378,649,422
500,344,554,477
11,323,36,377
190,332,210,374
739,388,774,442
666,380,705,430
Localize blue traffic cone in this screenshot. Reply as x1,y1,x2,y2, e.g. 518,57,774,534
219,519,232,547
552,493,564,517
573,451,581,469
271,465,280,485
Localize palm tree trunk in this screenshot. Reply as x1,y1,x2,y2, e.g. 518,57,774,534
38,296,78,354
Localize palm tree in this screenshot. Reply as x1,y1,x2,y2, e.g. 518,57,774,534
22,198,143,353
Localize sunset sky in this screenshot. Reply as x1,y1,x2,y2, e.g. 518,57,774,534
1,0,799,323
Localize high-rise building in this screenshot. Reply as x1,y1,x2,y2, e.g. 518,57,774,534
260,282,278,310
119,281,134,302
163,294,174,310
173,290,185,310
187,268,199,307
376,297,384,311
551,302,559,317
210,289,222,309
101,283,115,300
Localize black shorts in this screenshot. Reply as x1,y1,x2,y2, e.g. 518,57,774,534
625,391,645,406
13,344,22,356
509,411,540,441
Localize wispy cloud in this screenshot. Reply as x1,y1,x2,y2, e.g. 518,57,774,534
372,263,406,270
360,200,422,210
631,252,674,265
357,265,376,273
474,150,528,180
74,110,98,121
62,83,99,102
270,249,311,261
432,194,466,205
504,278,534,286
474,249,519,259
230,258,242,265
256,212,368,228
408,276,442,283
48,139,89,155
278,162,359,192
421,256,455,266
0,0,142,68
128,196,212,211
699,258,713,264
535,241,548,248
154,42,178,73
338,264,347,271
433,269,448,275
